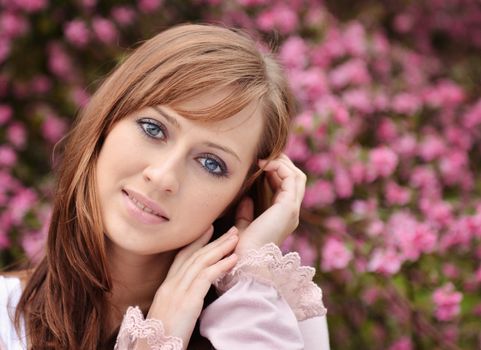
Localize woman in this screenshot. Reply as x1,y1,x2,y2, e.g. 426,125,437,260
0,24,329,349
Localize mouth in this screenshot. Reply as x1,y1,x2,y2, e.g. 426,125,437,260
122,189,169,221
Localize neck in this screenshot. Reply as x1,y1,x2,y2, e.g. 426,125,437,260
106,240,177,323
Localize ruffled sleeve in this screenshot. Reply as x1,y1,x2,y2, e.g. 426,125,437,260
215,243,327,320
114,306,183,350
200,243,329,350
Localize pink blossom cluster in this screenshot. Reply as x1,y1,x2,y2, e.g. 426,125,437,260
210,0,480,347
432,283,463,321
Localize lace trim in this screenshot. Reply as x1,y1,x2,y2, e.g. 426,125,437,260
115,306,183,350
214,243,327,321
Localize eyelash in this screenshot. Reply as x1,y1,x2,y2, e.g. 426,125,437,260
136,118,229,178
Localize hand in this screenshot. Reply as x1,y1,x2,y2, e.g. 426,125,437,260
146,226,239,348
234,153,307,257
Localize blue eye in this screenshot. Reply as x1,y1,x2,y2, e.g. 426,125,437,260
137,119,166,140
198,155,228,177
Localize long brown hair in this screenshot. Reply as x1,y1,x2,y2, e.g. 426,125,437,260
15,23,294,349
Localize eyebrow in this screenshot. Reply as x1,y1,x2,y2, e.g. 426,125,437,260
153,106,181,129
152,106,241,162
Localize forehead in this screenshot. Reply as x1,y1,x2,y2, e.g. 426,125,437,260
170,89,264,137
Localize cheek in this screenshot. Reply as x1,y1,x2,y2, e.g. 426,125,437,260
186,182,241,224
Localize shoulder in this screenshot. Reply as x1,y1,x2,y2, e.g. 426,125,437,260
1,269,32,289
0,272,28,348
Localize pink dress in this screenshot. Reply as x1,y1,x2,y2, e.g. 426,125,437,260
0,243,329,349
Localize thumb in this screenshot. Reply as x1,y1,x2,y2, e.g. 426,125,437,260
235,197,254,232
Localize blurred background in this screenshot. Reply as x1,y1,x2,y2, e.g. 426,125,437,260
1,0,480,349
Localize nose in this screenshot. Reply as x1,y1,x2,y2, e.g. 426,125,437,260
142,150,182,195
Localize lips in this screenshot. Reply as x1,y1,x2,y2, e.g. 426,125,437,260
122,189,169,220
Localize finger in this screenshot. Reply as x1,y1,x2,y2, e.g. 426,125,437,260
235,197,254,232
176,234,239,291
187,253,238,300
259,160,297,203
260,157,306,203
277,157,306,204
167,225,214,277
174,226,238,281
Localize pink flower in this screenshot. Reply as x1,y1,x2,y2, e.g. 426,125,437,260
393,134,417,158
0,146,17,167
92,17,117,44
256,4,298,34
367,248,402,275
70,86,90,107
463,99,481,129
439,150,469,185
0,104,13,125
7,122,27,149
16,0,48,12
418,134,445,161
324,216,347,234
442,263,459,280
41,114,67,143
392,92,421,115
21,230,46,262
80,0,96,9
329,59,371,89
237,0,268,6
111,6,136,26
333,167,353,198
432,283,462,321
424,80,465,108
385,181,411,205
314,95,349,125
10,188,37,224
366,219,384,237
445,126,471,150
342,89,373,114
349,161,365,184
295,235,317,267
372,31,390,55
305,153,332,175
352,199,378,217
0,37,11,64
0,12,28,38
293,111,315,132
48,43,73,78
0,170,20,192
367,146,398,180
0,230,10,249
394,14,414,33
389,337,413,350
342,22,367,57
403,224,437,261
376,118,397,142
138,0,162,13
292,68,328,102
362,287,381,305
30,75,52,94
321,238,352,271
410,166,438,190
421,199,453,227
475,266,481,284
64,19,90,47
303,179,335,208
279,36,308,69
285,134,309,162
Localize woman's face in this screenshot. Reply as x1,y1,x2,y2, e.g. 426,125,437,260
96,93,264,255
